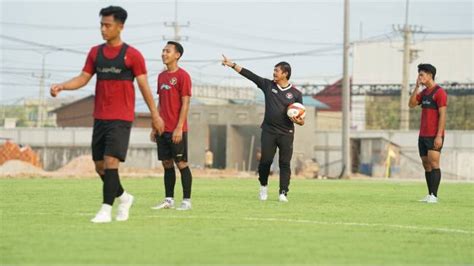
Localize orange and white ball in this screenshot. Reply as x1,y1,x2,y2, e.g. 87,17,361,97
287,103,306,119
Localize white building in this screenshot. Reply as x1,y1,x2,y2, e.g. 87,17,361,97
350,37,473,130
352,38,473,84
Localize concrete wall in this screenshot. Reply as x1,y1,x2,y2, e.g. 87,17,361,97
314,130,474,180
0,127,159,171
187,121,208,168
0,104,318,172
316,111,342,130
2,127,472,180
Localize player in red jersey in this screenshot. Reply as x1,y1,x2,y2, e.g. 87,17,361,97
150,41,193,211
50,6,164,222
409,63,447,204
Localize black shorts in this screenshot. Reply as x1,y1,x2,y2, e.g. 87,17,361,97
156,132,188,162
418,136,444,157
92,119,132,162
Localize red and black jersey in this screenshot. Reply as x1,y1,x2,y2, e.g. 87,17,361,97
157,68,192,133
415,85,448,137
83,43,147,122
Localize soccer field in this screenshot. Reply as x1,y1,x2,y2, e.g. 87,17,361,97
1,178,473,265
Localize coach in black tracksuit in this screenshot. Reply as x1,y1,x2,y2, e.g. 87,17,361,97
222,55,304,200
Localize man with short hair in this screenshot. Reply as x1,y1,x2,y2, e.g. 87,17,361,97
408,63,447,203
151,41,193,211
222,55,304,202
50,6,163,222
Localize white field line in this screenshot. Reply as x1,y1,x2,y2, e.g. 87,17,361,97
8,212,473,235
143,214,474,235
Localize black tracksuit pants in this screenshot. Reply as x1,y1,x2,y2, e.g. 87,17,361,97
258,130,294,195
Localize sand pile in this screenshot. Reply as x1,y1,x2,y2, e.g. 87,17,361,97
55,155,96,176
55,155,164,177
0,160,46,177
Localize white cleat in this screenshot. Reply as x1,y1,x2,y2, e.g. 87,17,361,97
116,194,134,221
151,198,174,210
176,200,192,211
259,186,268,201
91,205,112,223
427,194,438,204
279,193,289,202
418,195,431,202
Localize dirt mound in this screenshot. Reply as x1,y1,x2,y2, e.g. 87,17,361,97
55,155,163,177
56,155,96,175
0,160,46,177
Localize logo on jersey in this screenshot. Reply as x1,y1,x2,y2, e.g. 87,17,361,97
96,66,122,74
170,77,177,86
286,92,294,99
160,84,171,90
271,89,278,94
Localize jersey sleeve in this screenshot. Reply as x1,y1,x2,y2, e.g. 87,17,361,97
239,68,271,92
179,71,192,97
156,74,162,95
296,90,303,104
415,93,422,105
82,47,96,75
128,48,147,77
435,89,448,108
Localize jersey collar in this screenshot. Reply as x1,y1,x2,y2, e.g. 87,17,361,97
276,83,292,91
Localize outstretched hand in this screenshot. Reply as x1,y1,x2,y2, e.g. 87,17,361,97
221,54,233,67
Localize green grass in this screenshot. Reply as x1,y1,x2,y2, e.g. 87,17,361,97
0,178,473,265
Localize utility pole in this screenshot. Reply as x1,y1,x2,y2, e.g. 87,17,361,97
163,0,190,42
32,51,51,127
341,0,351,178
394,0,422,130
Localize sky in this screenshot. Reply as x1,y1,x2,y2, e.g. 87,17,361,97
0,0,472,104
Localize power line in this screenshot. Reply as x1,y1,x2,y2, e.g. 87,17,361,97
1,58,83,69
422,30,474,35
149,45,342,63
0,67,80,74
0,82,42,86
191,22,341,46
0,34,87,55
144,30,392,64
0,21,165,30
189,36,286,55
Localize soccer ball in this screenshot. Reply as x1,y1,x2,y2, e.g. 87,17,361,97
287,102,306,119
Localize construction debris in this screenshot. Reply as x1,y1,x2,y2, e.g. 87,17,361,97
0,140,42,168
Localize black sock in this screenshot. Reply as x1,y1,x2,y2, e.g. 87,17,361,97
116,178,125,197
179,167,193,199
164,167,176,198
431,168,441,197
425,171,432,195
103,169,119,205
100,174,124,197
